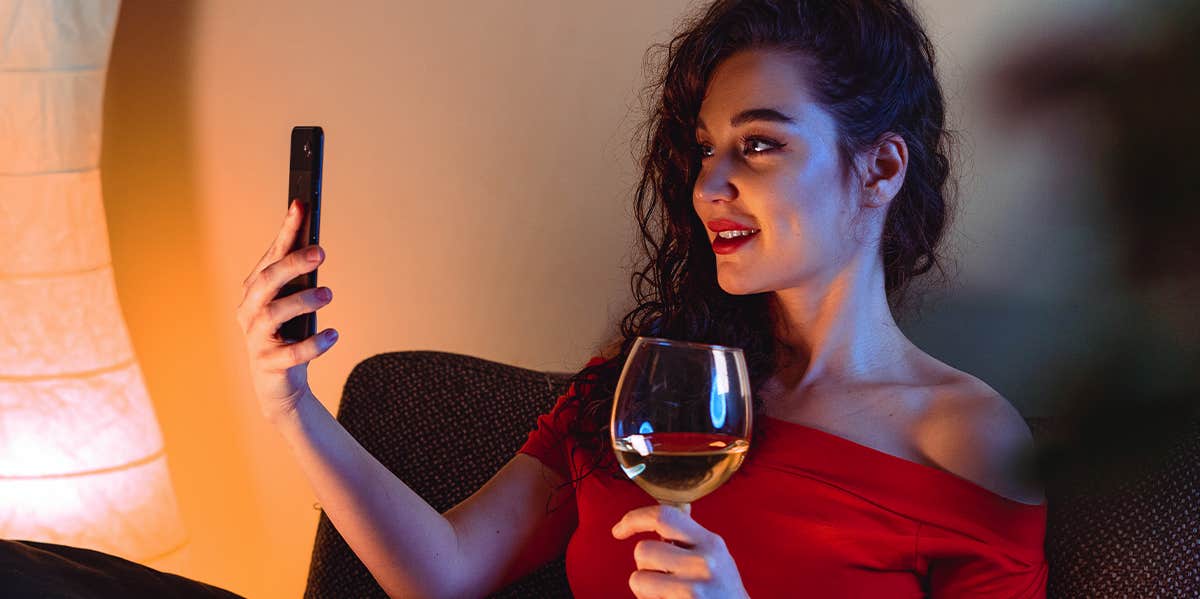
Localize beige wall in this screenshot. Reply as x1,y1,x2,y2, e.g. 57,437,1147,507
99,0,1116,596
102,1,693,596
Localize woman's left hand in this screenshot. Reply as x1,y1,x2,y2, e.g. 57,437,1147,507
611,504,750,599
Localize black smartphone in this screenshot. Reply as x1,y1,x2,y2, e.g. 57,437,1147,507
275,126,324,343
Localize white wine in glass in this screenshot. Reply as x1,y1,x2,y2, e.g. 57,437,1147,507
610,337,752,514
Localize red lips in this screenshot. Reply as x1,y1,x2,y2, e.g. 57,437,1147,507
706,219,760,233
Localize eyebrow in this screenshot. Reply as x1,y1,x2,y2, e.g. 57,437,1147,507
696,107,796,131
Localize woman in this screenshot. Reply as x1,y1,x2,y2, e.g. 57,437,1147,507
237,0,1047,597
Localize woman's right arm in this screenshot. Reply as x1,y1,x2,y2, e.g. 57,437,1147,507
271,391,572,598
238,200,571,598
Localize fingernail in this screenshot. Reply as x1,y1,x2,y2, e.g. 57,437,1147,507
307,247,323,261
323,329,338,343
316,287,332,301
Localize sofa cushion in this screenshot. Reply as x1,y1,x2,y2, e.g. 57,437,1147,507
0,539,243,598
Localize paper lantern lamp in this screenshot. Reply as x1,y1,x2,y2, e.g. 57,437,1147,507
0,0,189,571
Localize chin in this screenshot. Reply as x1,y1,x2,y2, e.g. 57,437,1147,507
717,272,760,296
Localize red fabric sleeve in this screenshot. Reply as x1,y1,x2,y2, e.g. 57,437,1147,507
516,355,607,481
919,521,1049,598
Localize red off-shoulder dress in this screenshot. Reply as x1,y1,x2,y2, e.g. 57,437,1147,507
516,357,1048,598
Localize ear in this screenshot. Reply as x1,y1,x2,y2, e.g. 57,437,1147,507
858,133,908,208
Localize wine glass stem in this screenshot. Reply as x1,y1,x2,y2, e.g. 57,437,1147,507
657,500,691,543
658,500,691,515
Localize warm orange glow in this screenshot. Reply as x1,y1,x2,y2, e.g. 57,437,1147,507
0,0,188,573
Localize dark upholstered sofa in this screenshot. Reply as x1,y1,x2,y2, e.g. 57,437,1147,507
303,351,1200,599
5,350,1192,597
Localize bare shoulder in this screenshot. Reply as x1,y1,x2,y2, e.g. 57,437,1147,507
912,373,1045,506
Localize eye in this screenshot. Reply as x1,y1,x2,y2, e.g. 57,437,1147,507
694,135,784,160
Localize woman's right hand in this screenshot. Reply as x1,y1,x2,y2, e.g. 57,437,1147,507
236,199,337,424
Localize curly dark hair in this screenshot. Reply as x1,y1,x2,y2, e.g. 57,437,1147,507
557,0,956,488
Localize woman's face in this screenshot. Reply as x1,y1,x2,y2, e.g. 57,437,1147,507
692,48,868,296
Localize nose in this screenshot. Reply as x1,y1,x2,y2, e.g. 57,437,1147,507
693,163,735,205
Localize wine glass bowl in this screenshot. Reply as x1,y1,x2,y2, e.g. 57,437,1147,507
610,337,753,512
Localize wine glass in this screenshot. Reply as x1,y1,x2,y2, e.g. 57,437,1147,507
610,336,753,517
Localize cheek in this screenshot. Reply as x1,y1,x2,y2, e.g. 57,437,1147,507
764,192,853,269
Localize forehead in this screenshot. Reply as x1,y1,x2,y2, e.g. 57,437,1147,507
698,48,818,127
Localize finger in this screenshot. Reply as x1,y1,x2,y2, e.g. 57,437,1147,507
613,504,706,547
244,199,305,287
248,286,333,341
632,539,709,578
241,245,324,320
258,327,339,371
243,200,300,289
629,570,695,599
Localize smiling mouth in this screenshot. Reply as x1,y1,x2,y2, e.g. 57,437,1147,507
711,230,760,254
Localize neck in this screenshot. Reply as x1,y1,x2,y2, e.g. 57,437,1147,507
767,251,912,392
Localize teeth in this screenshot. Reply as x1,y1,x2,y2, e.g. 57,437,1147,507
717,229,760,239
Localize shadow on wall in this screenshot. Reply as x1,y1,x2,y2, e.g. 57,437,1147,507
984,0,1200,492
900,293,1115,417
904,0,1199,487
102,0,265,593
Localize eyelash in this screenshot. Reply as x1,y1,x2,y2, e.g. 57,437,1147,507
694,135,785,160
